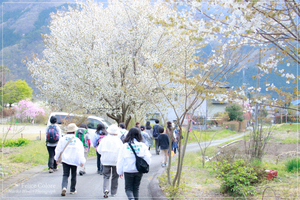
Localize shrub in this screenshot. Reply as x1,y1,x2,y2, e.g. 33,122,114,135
34,113,48,124
225,104,244,122
223,121,239,132
2,138,30,147
214,159,267,196
285,158,300,173
213,112,229,126
2,108,15,117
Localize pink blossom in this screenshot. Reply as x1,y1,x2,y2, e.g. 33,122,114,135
14,99,45,122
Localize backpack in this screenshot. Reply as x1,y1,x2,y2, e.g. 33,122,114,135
75,128,88,148
96,131,106,146
152,124,159,138
46,125,59,143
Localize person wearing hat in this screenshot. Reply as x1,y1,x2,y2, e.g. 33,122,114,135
45,116,62,173
97,124,123,198
54,123,86,196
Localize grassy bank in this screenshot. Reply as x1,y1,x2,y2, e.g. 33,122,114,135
186,128,238,143
1,140,97,178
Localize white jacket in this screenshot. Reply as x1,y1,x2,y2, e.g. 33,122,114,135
54,134,86,166
117,139,151,175
97,134,123,166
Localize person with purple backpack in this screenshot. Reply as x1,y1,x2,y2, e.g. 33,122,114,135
93,122,107,175
45,116,62,173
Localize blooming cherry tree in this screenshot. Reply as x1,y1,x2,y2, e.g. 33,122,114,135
25,0,193,126
14,99,45,123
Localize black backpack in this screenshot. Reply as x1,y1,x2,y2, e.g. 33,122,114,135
46,125,59,143
152,124,159,138
75,128,88,148
128,143,149,173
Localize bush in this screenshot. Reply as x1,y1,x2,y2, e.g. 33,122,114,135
212,112,229,126
2,108,15,117
2,138,30,147
223,121,239,132
214,159,267,196
225,104,244,122
285,158,300,173
34,113,48,124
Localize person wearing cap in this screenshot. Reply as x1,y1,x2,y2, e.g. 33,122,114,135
45,116,62,173
97,124,123,198
54,123,86,196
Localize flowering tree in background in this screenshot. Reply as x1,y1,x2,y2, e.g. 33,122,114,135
25,0,194,126
14,99,45,123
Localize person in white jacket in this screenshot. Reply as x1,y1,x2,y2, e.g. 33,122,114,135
54,123,86,197
117,127,151,200
97,124,123,198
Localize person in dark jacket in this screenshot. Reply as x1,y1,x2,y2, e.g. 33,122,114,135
152,119,161,155
157,126,169,167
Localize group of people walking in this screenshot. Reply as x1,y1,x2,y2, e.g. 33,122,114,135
45,117,180,199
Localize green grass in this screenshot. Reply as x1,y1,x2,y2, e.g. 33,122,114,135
8,140,48,166
186,128,237,143
281,136,298,143
272,123,300,132
284,158,300,173
87,147,96,157
182,148,216,169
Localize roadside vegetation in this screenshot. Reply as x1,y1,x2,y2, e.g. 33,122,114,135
1,138,97,179
159,123,299,199
186,128,238,143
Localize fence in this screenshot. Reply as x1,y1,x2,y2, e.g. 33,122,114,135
275,114,300,124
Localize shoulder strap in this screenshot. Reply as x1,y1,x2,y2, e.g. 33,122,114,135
128,143,137,158
58,136,75,161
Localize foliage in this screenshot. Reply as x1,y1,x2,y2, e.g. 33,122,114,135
2,107,15,117
223,121,239,132
1,138,29,147
87,147,96,157
1,123,26,149
212,112,230,126
158,171,187,199
284,158,300,173
225,104,244,122
34,113,48,124
0,80,33,107
0,65,9,88
214,159,266,196
14,99,45,123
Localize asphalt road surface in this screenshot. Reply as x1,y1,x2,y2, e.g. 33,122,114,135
2,133,245,200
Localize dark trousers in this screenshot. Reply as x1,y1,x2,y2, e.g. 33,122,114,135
47,146,57,169
103,166,119,195
96,152,103,172
62,162,77,192
155,139,160,155
124,172,143,200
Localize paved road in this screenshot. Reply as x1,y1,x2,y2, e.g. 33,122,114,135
1,133,246,199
